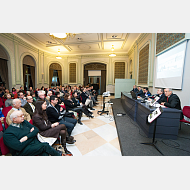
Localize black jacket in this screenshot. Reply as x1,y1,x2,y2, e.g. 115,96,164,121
23,102,36,118
136,89,143,97
162,93,183,120
157,93,166,104
46,104,66,123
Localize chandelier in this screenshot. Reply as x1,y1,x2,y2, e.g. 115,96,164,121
109,45,116,57
50,33,76,42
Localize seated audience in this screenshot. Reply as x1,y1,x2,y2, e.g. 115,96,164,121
23,96,36,118
0,89,4,98
37,90,49,106
161,88,183,120
4,89,14,98
46,95,77,144
72,92,94,118
6,99,31,126
5,93,13,107
55,92,63,105
46,91,52,103
19,86,26,95
14,89,20,99
18,92,27,107
31,92,36,102
32,100,72,156
3,110,64,156
12,87,17,95
29,86,34,94
64,93,84,125
80,88,94,110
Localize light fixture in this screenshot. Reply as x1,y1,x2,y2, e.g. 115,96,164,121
56,49,62,59
50,33,76,43
109,45,116,57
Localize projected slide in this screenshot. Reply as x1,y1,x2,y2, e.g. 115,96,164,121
155,41,187,89
157,50,185,79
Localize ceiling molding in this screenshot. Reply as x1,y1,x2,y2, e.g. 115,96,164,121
100,33,104,50
121,33,129,49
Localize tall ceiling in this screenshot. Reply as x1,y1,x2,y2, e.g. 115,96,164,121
14,33,141,56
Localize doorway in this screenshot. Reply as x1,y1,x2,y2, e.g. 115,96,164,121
49,63,62,87
84,63,106,95
88,76,101,94
23,55,36,91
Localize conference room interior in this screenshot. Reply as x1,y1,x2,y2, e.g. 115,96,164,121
0,33,190,157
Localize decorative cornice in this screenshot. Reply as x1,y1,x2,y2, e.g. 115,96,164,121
128,33,150,56
121,33,129,49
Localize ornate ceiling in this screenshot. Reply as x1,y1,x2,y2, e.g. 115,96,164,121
14,33,141,56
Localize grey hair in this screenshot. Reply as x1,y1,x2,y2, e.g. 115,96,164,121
165,88,173,92
10,110,23,121
38,90,45,95
12,98,20,106
47,91,52,96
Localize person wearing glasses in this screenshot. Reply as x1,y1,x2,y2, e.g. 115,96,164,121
3,110,65,156
6,99,31,126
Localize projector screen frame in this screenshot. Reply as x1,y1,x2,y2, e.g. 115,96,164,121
155,40,187,90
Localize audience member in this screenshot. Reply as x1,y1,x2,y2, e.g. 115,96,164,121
46,95,77,144
37,90,49,106
0,89,4,98
80,88,94,110
18,92,27,107
3,110,64,156
14,89,20,99
46,91,52,103
6,99,31,126
23,96,36,118
32,100,72,156
5,93,13,107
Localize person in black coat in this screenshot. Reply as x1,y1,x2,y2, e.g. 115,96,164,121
161,88,183,120
46,95,77,143
131,85,138,93
72,92,94,118
136,86,144,97
149,88,166,104
23,96,36,118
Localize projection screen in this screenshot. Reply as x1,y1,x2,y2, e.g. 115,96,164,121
155,40,187,89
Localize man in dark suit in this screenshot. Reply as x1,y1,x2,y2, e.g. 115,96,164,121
136,86,144,97
161,88,183,120
131,85,138,93
148,88,165,104
23,96,36,118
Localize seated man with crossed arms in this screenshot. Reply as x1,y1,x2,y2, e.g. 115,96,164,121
3,110,63,156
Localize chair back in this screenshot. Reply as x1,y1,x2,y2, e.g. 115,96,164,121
0,121,3,132
2,106,12,117
183,106,190,118
0,137,10,155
